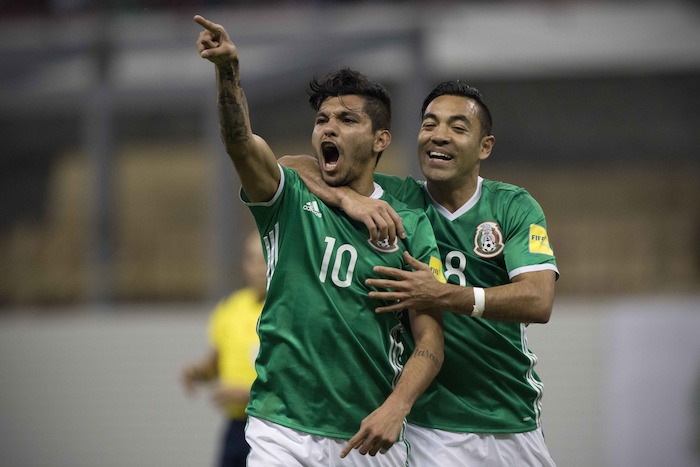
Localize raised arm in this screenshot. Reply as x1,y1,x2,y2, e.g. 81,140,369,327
195,15,280,202
278,155,405,245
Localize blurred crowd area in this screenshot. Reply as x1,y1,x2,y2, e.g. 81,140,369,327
0,2,698,308
5,0,349,15
4,0,464,16
3,0,643,17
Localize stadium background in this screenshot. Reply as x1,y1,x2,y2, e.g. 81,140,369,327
1,1,699,466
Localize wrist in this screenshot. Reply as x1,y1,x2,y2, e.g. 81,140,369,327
471,287,485,318
216,59,240,82
336,187,356,210
385,392,413,417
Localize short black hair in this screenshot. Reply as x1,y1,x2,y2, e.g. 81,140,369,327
421,81,493,137
308,68,392,133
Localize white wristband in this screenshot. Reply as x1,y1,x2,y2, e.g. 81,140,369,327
471,287,485,318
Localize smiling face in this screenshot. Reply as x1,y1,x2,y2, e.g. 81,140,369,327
311,94,390,195
418,94,494,192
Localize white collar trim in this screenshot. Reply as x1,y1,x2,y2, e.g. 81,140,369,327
424,177,483,221
370,182,384,199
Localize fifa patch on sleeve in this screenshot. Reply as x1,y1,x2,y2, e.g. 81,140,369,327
429,256,447,283
529,224,554,255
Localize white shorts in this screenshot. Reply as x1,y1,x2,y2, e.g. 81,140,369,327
406,423,556,467
246,416,409,467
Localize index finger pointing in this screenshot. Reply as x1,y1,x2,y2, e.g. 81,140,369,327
340,436,362,458
194,15,219,32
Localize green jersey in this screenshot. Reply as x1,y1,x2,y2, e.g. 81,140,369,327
243,166,443,439
376,173,559,433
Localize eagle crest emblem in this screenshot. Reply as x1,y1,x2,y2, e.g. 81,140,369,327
473,221,504,258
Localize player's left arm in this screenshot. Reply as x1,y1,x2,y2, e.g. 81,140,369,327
341,215,444,458
340,307,443,458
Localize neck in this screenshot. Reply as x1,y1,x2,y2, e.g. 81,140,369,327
426,175,479,213
348,172,376,197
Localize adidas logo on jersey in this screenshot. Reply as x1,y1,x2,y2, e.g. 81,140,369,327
303,201,322,218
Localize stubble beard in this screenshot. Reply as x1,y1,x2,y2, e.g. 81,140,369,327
322,167,355,188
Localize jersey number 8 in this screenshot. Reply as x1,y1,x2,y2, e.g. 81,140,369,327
444,250,467,286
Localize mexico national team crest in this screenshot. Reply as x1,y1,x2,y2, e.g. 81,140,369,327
368,236,399,253
473,221,504,258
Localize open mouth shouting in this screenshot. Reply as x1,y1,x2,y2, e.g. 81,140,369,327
321,141,340,170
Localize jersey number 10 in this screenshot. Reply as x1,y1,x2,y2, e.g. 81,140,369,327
319,236,358,288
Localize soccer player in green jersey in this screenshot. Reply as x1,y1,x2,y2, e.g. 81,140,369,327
194,15,445,467
283,81,559,466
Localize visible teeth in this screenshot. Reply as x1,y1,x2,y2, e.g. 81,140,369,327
429,151,451,160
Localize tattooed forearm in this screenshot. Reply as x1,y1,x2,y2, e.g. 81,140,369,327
216,61,250,147
216,60,238,83
413,348,441,369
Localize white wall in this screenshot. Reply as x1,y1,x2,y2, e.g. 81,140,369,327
0,306,221,467
1,297,699,467
527,297,700,467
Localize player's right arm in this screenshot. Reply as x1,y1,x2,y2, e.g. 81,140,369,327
278,154,405,244
195,15,280,203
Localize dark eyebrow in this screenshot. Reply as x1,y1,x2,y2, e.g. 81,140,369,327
317,105,365,121
336,109,362,119
422,112,471,126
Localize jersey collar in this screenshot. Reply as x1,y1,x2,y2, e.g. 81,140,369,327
370,182,384,199
424,177,483,221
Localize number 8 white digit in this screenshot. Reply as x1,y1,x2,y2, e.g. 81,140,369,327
444,250,467,286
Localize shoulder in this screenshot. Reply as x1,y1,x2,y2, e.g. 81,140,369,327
480,179,551,237
376,174,427,209
279,164,303,185
267,165,307,200
380,191,424,220
481,178,541,208
481,178,528,197
375,173,423,191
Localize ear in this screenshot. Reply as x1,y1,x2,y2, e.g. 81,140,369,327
479,134,495,161
373,129,392,154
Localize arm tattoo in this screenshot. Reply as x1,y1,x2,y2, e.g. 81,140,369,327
413,348,441,369
216,61,250,147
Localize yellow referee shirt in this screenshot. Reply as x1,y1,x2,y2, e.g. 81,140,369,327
208,288,263,420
